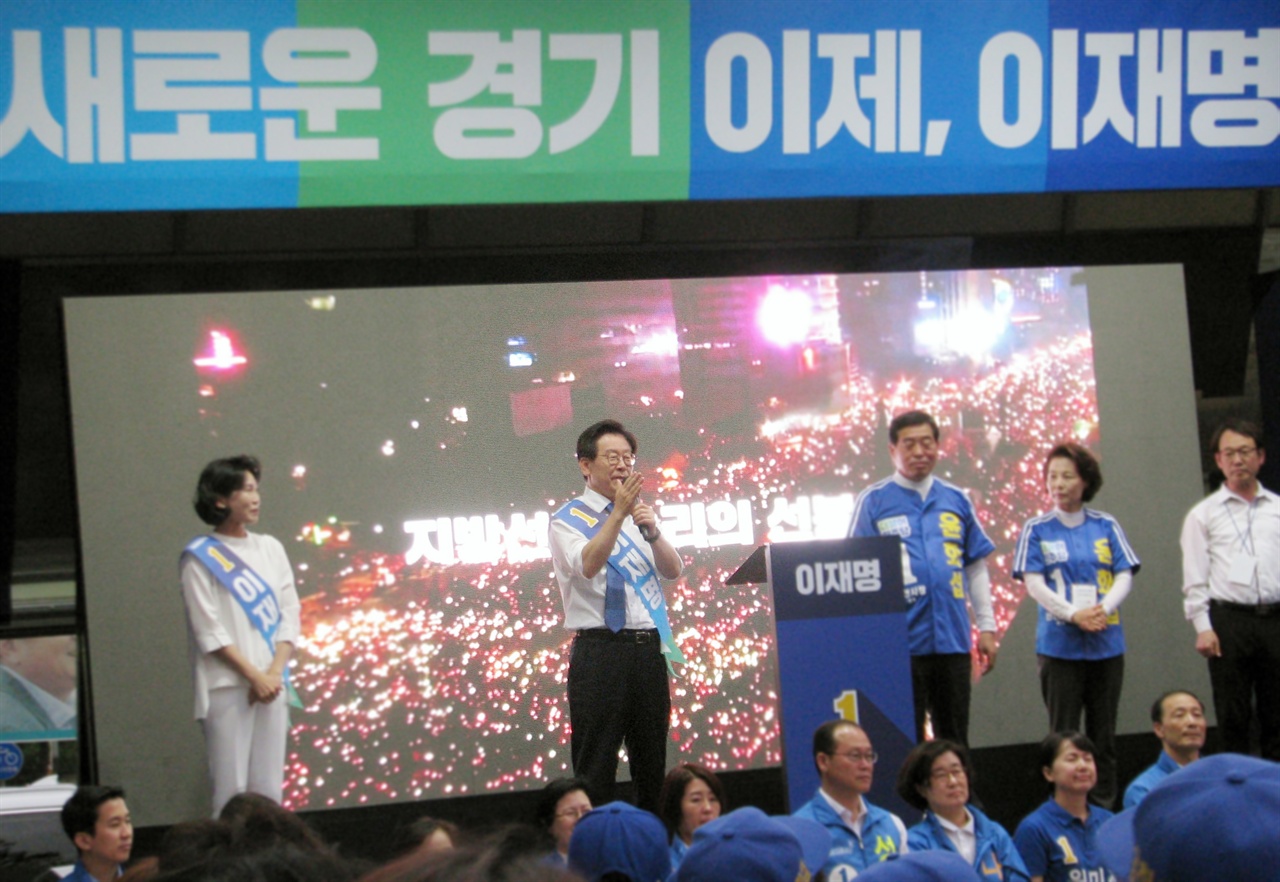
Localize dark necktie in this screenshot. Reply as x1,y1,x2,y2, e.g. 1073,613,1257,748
602,503,626,632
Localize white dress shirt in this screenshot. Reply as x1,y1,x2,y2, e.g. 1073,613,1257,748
1181,484,1280,632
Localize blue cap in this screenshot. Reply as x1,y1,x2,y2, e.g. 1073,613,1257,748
858,852,982,882
1097,753,1280,882
674,806,832,882
567,801,670,882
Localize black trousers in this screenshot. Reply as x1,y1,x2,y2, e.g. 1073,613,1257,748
1208,602,1280,760
568,629,670,812
911,653,972,746
1038,654,1125,807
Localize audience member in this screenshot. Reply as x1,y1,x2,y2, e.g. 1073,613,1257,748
1098,753,1280,882
390,817,461,858
673,807,830,882
657,764,725,872
1121,690,1205,809
897,741,1028,882
218,791,331,855
1013,732,1113,882
358,827,564,882
793,719,908,876
858,851,983,882
567,801,669,882
156,820,233,874
59,785,133,882
533,777,593,868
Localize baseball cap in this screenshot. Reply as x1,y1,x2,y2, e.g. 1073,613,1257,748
567,801,670,882
857,852,982,882
1097,753,1280,882
674,806,832,882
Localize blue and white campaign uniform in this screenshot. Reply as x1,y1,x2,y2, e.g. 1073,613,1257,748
181,530,300,816
1121,750,1182,810
850,474,995,744
1013,799,1115,882
793,789,908,879
908,805,1029,882
1013,509,1139,661
1014,508,1139,807
62,860,123,882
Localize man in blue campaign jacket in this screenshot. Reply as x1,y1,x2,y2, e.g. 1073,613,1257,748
793,720,908,879
849,410,997,745
1122,690,1205,809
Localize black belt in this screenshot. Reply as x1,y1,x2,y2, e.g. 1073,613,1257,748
1211,599,1280,618
576,628,659,644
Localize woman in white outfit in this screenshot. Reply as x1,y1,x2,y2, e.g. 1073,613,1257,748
181,455,300,815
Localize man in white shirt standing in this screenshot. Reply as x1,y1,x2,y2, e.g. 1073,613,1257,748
1180,419,1280,759
549,419,683,812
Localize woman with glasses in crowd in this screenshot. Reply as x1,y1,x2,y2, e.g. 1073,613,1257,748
897,740,1029,882
534,777,593,868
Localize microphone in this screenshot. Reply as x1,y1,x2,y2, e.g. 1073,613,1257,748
639,523,660,543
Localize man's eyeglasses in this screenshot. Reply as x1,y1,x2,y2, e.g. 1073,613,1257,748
829,750,878,764
599,451,636,467
1219,446,1258,461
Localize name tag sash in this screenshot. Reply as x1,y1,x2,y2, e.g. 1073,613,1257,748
554,500,687,673
182,535,302,708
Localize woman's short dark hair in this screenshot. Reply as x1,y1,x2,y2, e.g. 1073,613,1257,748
657,763,727,841
194,455,261,526
533,777,592,838
896,740,974,812
1043,443,1103,502
1038,731,1096,791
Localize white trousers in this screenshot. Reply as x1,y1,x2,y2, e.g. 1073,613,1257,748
202,685,289,816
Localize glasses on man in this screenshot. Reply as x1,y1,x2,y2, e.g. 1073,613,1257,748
895,438,937,453
1219,446,1258,461
599,451,636,467
831,750,878,764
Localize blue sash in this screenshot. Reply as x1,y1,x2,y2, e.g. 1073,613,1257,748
553,499,687,674
182,535,302,708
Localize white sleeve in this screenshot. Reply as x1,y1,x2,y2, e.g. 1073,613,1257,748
181,556,235,654
1100,569,1133,615
1024,571,1076,622
1180,505,1213,633
966,558,996,632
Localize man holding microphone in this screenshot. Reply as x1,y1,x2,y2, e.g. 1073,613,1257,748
550,419,684,812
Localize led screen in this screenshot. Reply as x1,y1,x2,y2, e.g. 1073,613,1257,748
66,268,1108,816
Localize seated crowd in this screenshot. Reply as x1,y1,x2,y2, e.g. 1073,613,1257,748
36,693,1279,882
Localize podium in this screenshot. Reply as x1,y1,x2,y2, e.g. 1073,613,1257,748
728,536,916,819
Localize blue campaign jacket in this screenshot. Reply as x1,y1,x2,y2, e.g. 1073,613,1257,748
1122,751,1182,810
793,790,907,877
907,805,1030,882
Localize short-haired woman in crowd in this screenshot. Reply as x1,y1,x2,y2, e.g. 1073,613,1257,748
533,778,592,867
1013,732,1114,882
657,763,726,871
897,740,1029,881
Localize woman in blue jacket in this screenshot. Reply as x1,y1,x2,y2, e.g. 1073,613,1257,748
896,740,1029,882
